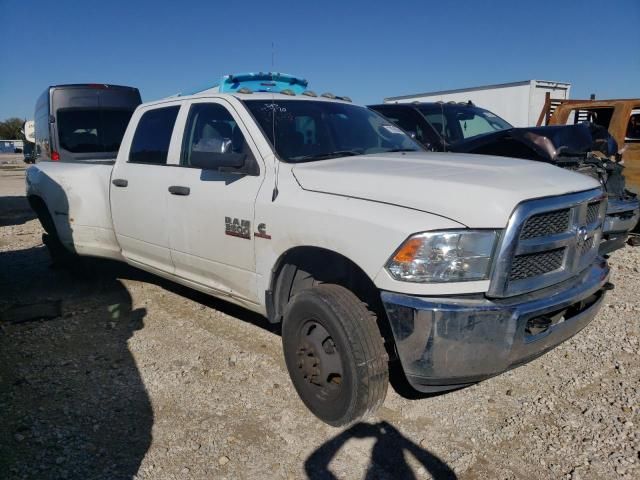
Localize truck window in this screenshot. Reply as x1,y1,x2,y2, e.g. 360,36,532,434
181,103,248,167
421,110,449,140
566,107,614,129
57,108,134,153
626,111,640,143
129,106,180,164
456,114,499,139
375,108,427,142
418,105,511,145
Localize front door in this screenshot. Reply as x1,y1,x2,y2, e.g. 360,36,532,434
110,103,182,273
166,99,264,303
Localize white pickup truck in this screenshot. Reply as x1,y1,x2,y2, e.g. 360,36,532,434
27,85,611,426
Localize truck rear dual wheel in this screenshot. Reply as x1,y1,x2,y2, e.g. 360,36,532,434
282,284,389,426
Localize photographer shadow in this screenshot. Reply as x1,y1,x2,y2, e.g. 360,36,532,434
305,421,457,480
0,247,152,480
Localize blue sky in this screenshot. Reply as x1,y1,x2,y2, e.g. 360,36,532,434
1,0,638,120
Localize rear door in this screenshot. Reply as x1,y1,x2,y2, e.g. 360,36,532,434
166,99,264,303
110,103,182,273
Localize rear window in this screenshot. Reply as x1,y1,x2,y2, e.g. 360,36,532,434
57,108,134,153
129,106,180,164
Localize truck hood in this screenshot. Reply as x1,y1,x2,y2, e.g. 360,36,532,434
291,152,601,228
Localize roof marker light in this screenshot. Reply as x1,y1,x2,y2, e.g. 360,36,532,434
237,87,253,94
280,89,296,96
321,92,336,99
302,90,317,97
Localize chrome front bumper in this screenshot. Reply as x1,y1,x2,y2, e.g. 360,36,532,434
381,259,609,392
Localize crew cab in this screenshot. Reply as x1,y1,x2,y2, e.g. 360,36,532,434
370,102,639,254
27,74,611,426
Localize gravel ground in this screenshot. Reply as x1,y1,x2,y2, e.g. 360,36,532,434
0,154,638,479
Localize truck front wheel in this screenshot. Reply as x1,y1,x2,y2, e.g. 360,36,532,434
282,284,389,426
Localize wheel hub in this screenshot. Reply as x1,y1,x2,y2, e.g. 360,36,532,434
295,321,344,394
297,344,321,385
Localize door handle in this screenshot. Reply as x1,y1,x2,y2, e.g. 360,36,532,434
168,186,190,196
112,178,128,187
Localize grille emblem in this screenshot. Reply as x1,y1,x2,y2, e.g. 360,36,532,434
576,226,588,248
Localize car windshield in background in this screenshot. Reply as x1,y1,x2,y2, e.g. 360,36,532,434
243,100,422,162
418,105,512,145
57,108,135,153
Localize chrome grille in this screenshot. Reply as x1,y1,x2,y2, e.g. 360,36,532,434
586,202,601,225
489,189,606,298
520,209,570,239
509,248,565,281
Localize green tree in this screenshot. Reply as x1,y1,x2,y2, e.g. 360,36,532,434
0,118,26,140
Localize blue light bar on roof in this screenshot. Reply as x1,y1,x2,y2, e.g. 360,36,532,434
219,72,308,94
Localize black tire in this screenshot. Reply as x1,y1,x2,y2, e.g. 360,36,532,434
282,284,388,426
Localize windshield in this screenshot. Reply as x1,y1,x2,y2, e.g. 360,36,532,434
57,108,135,153
418,105,512,145
243,100,422,162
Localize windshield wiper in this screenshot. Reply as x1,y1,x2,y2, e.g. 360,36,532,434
292,150,363,162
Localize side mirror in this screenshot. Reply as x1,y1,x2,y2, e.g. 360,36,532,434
189,136,246,172
190,151,246,171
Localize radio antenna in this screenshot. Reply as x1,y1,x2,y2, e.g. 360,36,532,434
271,41,280,201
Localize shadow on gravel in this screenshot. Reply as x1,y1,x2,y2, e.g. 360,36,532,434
305,421,456,480
0,252,153,479
0,195,36,227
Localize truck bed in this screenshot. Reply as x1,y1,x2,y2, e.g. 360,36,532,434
26,161,122,260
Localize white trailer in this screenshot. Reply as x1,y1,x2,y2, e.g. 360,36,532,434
384,80,571,128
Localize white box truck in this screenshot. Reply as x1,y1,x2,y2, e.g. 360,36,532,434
384,80,571,127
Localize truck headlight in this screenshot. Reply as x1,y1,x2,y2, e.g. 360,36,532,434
386,230,500,283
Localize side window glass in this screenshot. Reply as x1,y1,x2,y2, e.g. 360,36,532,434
380,109,420,136
182,103,248,167
423,111,450,141
129,106,180,164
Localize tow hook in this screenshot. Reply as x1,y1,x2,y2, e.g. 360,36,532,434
526,316,553,336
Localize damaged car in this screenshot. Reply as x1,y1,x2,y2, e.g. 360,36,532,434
369,102,639,254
